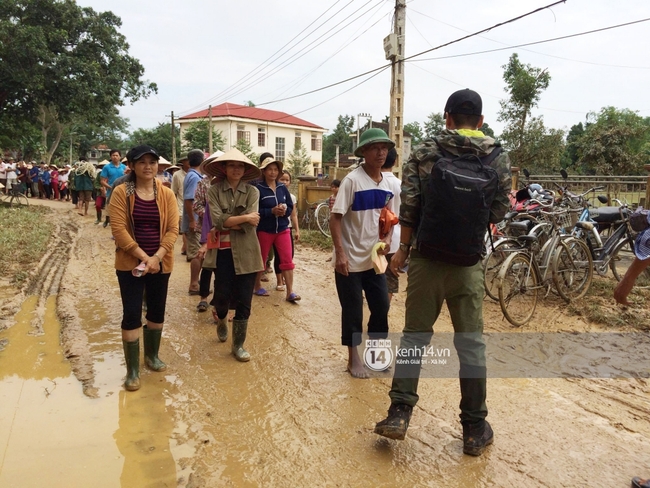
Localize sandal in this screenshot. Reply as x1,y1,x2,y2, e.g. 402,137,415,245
254,288,270,297
286,292,301,302
261,275,269,282
276,285,286,291
188,289,201,296
197,301,209,312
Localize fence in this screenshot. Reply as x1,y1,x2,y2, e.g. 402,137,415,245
511,165,650,208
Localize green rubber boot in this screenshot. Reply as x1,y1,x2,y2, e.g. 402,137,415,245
231,319,250,362
216,317,228,343
122,339,141,391
143,326,167,372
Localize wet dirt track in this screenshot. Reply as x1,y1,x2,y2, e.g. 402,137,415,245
1,201,650,487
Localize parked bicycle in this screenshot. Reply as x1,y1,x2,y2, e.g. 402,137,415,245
300,199,330,238
0,184,29,208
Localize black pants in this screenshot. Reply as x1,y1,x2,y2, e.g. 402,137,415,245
211,249,256,321
335,269,390,347
116,270,171,330
199,267,214,298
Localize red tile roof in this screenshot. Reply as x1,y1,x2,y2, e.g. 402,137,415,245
179,103,324,130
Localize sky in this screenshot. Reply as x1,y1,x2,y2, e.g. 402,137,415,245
77,0,650,138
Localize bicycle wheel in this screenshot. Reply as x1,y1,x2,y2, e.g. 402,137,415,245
610,237,650,286
12,193,29,208
552,237,593,302
498,252,539,327
315,203,330,237
483,238,518,301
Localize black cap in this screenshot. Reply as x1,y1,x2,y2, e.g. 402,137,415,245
126,145,159,163
444,89,482,116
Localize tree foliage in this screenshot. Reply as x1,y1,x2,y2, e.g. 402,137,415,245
497,53,564,172
126,123,181,161
575,107,650,175
423,112,445,139
403,122,423,146
0,0,157,162
286,142,312,176
181,119,225,153
480,123,496,139
233,138,258,165
322,115,354,162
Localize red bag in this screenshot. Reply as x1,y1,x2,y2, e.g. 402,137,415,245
379,206,399,240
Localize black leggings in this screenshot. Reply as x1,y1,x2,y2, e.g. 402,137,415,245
211,249,256,321
116,270,171,330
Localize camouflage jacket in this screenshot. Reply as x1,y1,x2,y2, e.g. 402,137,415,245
400,129,511,241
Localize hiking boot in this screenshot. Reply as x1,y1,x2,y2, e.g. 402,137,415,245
374,403,413,440
462,420,493,456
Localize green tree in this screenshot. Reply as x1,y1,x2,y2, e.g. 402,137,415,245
126,123,181,161
0,0,157,163
561,122,585,171
233,138,258,164
497,53,564,173
423,112,445,139
480,123,496,139
403,121,423,146
286,142,312,176
181,119,225,152
322,115,354,162
575,107,650,175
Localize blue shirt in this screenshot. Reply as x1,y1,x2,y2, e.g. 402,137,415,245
100,163,127,197
41,170,51,185
29,167,40,182
181,168,203,233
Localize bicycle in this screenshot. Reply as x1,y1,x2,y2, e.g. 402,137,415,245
301,199,331,237
497,205,593,326
0,184,29,208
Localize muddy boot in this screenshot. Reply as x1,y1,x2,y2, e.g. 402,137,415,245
216,317,228,343
231,319,250,362
122,339,141,391
143,326,167,372
103,216,110,228
374,403,413,440
462,420,493,456
95,209,102,224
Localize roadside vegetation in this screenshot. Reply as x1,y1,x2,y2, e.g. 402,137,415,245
299,229,332,252
0,205,54,285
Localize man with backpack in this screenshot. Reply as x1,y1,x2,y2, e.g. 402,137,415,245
374,89,511,456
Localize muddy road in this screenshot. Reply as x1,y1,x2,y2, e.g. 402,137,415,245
1,201,650,487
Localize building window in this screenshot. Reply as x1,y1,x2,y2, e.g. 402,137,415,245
311,134,322,151
258,128,265,147
294,132,301,149
237,125,250,144
275,137,285,162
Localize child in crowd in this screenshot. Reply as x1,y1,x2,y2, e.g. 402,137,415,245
328,179,340,210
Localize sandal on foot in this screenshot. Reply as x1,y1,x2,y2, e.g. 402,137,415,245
197,301,209,312
276,285,286,291
286,292,301,302
254,288,270,297
261,275,269,282
188,289,201,296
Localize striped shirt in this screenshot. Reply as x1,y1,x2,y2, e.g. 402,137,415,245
133,194,161,256
635,228,650,260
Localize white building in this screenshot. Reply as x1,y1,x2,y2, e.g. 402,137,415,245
178,103,327,175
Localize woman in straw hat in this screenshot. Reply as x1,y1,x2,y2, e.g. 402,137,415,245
109,145,179,391
253,156,301,302
204,148,263,362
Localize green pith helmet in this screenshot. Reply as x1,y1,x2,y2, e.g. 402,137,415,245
354,128,395,158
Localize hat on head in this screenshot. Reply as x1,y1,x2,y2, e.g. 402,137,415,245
354,128,395,158
157,156,172,170
199,150,225,174
259,156,283,173
126,145,159,163
177,153,189,164
444,88,482,116
202,148,261,182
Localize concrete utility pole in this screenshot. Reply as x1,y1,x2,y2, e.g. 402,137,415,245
170,111,176,165
208,105,213,154
385,0,406,176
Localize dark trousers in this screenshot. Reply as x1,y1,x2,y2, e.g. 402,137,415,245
335,269,389,347
199,267,214,297
211,249,256,321
116,270,171,330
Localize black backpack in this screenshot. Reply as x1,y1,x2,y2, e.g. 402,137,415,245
417,141,503,266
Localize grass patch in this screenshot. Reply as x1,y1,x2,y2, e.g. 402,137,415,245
299,229,332,251
567,276,650,330
0,205,55,285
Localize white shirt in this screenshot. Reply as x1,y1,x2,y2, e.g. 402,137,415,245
382,171,402,254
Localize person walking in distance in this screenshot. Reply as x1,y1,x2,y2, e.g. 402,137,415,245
181,149,206,295
109,145,179,391
100,149,126,227
329,128,397,379
374,89,511,457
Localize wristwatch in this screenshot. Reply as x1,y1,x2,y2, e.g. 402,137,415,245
399,242,411,253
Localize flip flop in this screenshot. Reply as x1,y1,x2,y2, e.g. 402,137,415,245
254,288,270,297
261,275,269,282
286,292,301,302
276,285,286,291
196,301,209,312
